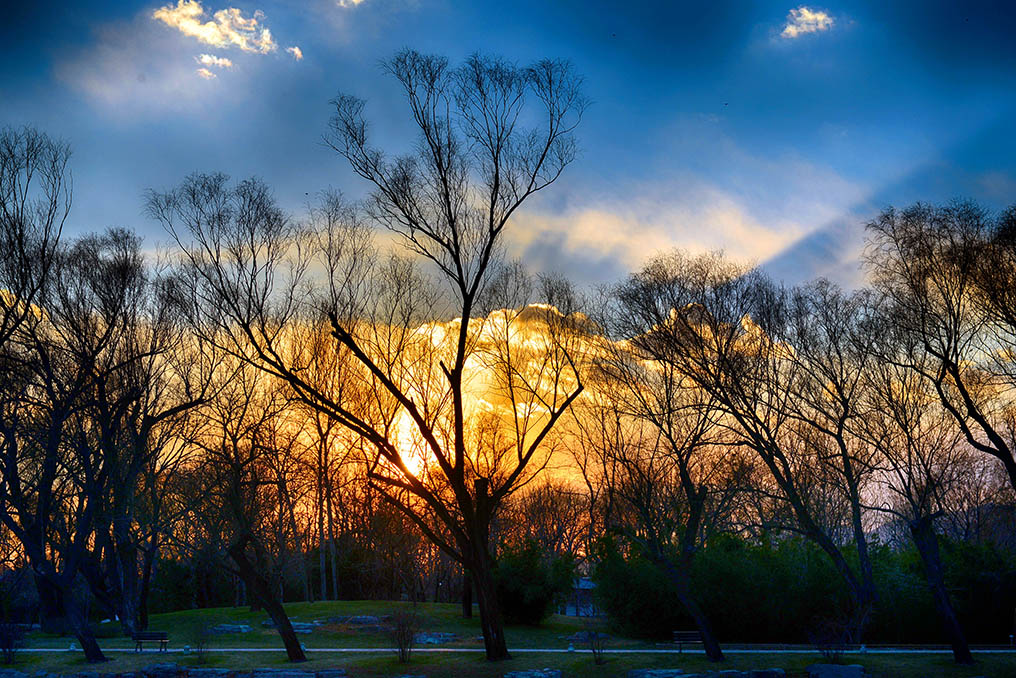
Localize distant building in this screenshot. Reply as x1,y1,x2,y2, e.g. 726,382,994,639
560,577,598,617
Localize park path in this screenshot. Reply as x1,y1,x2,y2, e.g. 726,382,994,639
19,647,1016,655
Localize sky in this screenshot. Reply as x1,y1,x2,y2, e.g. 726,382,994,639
2,0,1015,289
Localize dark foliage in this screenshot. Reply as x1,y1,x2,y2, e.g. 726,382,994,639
594,533,1016,643
494,540,575,625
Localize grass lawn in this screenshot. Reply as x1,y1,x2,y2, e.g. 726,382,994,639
9,600,1016,677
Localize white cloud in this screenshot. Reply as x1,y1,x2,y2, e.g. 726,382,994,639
56,10,245,114
196,67,216,79
152,0,277,53
508,187,808,277
781,6,834,39
286,46,303,61
337,0,368,7
196,53,233,68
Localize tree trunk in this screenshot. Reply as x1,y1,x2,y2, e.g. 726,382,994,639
471,558,509,660
138,542,158,631
318,488,327,601
34,574,69,635
652,554,724,662
62,584,106,663
909,517,973,665
461,571,472,619
228,537,306,662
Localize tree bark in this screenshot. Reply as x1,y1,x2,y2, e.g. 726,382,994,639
62,583,106,663
461,571,472,618
138,542,158,631
34,574,69,635
909,517,973,665
471,558,509,660
651,553,724,662
228,537,307,662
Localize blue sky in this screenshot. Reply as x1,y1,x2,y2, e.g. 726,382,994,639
2,0,1015,288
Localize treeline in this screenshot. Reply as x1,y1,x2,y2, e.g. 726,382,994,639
595,534,1016,645
2,48,1016,668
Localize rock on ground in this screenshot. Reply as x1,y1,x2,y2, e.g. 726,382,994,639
208,624,251,634
503,670,562,678
413,632,457,645
806,665,865,678
628,670,786,678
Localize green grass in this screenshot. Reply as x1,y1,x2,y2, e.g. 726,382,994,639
10,600,1016,677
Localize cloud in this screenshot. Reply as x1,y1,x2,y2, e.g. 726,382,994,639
337,0,368,7
502,117,869,288
286,46,303,60
196,67,216,79
196,53,233,68
55,9,249,114
781,6,834,39
152,0,277,53
508,186,808,282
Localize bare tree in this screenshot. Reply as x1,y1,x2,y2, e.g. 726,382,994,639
781,281,880,617
0,230,153,662
866,202,1016,493
611,251,876,625
188,359,308,662
151,49,587,661
859,314,974,664
0,126,70,636
0,126,69,350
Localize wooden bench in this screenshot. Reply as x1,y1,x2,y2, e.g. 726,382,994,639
672,630,702,653
132,631,168,652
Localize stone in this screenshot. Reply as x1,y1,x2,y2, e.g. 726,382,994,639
0,670,29,678
139,664,181,678
189,670,232,678
291,623,316,634
413,632,457,645
346,615,380,625
314,671,348,678
208,624,252,634
503,670,561,678
251,670,315,678
806,665,865,678
749,670,786,678
627,671,684,678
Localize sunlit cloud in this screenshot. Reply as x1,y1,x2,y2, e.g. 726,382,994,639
55,9,250,114
504,121,868,288
286,46,303,61
196,67,216,79
781,6,834,39
152,0,277,53
196,53,233,68
337,0,368,7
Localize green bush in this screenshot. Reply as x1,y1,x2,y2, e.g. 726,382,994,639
494,539,575,625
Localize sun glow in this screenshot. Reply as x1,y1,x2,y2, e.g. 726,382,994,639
392,410,428,477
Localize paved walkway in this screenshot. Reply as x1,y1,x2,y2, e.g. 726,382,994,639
20,647,1016,655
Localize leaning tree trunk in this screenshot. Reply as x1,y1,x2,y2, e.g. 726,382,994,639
909,517,973,665
60,582,106,663
228,537,306,662
651,553,724,662
471,555,509,661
